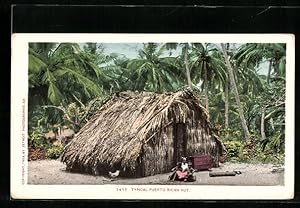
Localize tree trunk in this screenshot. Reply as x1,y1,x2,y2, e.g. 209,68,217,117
203,61,209,114
267,59,272,84
224,78,229,129
221,43,251,140
261,107,267,141
184,46,192,88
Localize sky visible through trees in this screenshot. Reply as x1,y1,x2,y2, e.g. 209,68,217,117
102,43,269,75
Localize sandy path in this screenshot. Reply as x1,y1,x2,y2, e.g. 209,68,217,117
28,159,284,186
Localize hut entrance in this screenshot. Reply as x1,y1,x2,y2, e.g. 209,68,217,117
173,123,187,165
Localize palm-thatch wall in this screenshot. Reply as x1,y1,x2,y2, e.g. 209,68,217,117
61,90,224,177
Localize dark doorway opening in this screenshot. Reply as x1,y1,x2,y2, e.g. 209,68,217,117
173,123,187,165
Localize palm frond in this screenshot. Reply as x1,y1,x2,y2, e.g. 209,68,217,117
58,66,103,97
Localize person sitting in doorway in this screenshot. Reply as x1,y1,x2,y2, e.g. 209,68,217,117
169,162,183,181
169,157,196,182
181,157,189,172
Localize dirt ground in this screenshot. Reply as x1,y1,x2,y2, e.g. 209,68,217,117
28,159,284,186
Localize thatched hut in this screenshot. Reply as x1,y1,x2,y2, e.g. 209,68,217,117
61,90,224,177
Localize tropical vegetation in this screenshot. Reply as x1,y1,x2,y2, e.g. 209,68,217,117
28,42,286,164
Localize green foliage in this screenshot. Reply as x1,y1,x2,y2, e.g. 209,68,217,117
125,43,185,92
28,43,105,107
224,140,243,162
45,144,64,159
190,44,227,89
221,128,243,141
29,121,64,159
28,106,49,130
43,95,108,132
28,42,286,164
29,125,49,149
224,138,284,164
28,93,109,160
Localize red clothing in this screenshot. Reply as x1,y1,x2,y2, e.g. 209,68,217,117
176,170,188,179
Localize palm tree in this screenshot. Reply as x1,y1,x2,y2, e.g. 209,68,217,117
189,43,227,115
221,43,251,140
126,43,184,92
234,43,286,84
165,43,193,88
165,43,230,123
29,43,104,106
233,43,286,142
245,75,285,151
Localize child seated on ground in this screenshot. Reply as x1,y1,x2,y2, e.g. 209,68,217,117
168,157,196,182
181,157,189,172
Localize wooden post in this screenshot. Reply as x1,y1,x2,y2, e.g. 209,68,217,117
209,171,236,177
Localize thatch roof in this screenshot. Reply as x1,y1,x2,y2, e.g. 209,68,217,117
61,90,223,173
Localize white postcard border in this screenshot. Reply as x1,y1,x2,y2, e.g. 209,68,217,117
11,33,295,199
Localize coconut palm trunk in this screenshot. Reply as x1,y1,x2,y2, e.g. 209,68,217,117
221,43,251,140
203,60,209,113
261,107,267,141
224,78,229,129
267,59,273,84
184,46,192,88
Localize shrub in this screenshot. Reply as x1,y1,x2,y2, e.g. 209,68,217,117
224,140,243,162
29,125,49,149
45,144,64,159
28,115,68,160
223,138,285,164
